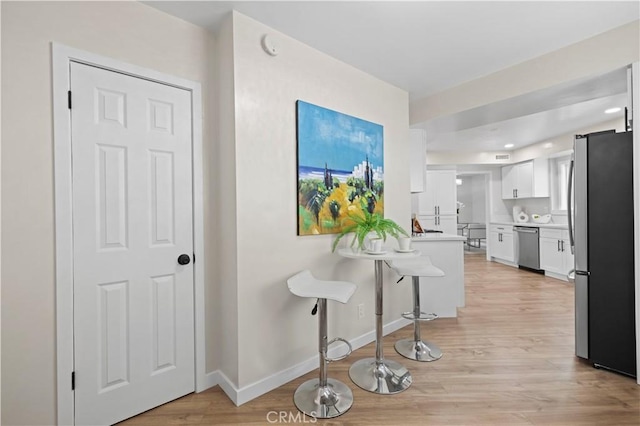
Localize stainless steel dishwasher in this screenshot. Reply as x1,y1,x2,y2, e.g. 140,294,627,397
514,226,541,270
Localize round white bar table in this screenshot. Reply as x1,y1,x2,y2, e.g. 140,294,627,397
337,248,420,394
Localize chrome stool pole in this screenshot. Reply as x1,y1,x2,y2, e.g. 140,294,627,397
388,257,445,362
395,276,443,361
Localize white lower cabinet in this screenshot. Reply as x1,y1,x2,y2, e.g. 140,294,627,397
489,224,514,262
539,229,574,279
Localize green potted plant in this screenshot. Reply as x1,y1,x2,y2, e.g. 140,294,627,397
331,199,409,252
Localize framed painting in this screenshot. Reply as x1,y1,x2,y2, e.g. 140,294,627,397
296,100,384,235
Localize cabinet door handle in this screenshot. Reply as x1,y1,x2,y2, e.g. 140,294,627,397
561,240,565,252
435,206,437,215
515,189,518,198
557,240,561,252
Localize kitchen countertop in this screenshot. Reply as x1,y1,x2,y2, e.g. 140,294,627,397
412,232,466,242
490,221,568,230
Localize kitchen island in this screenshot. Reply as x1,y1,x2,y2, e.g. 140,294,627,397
410,233,466,317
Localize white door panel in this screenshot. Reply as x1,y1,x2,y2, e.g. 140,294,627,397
71,62,194,425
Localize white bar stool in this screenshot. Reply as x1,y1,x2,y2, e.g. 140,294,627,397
388,256,445,362
287,270,357,419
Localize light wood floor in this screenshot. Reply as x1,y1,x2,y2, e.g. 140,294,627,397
121,253,640,425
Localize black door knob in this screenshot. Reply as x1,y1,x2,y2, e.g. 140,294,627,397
177,254,191,265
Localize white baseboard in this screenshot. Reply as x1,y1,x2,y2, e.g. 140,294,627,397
199,316,412,406
545,271,569,282
491,258,518,268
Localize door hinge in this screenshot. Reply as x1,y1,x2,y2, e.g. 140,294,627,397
68,91,72,109
71,371,75,390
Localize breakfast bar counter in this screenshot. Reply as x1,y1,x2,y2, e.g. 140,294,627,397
410,233,465,317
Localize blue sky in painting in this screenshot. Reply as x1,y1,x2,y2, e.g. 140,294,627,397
297,100,383,173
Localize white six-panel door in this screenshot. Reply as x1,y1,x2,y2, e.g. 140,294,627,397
70,62,194,425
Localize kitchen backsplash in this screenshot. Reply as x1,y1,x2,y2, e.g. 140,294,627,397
504,198,550,216
498,198,568,224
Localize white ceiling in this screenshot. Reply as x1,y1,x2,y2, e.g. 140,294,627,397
144,1,639,152
417,67,631,151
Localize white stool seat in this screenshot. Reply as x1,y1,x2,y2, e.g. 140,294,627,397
389,256,445,278
287,270,357,304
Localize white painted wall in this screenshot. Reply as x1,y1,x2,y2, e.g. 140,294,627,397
410,20,639,124
214,13,240,387
456,177,474,223
471,175,487,223
456,174,487,223
1,3,216,424
229,12,410,388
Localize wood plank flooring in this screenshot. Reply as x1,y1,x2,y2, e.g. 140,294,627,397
121,253,640,425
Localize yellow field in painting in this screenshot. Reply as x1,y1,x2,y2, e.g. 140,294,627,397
298,182,384,236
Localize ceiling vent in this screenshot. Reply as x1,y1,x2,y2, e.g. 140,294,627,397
495,154,510,160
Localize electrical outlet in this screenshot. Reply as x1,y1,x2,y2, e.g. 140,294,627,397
357,303,365,319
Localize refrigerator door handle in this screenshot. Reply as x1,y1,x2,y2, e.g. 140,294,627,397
567,154,575,254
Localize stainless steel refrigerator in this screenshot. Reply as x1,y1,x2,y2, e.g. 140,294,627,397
569,129,636,377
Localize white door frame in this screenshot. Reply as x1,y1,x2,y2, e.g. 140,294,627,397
52,43,206,425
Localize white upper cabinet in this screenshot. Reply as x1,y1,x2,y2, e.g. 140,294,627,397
418,170,457,216
501,158,549,199
409,129,426,193
501,164,516,199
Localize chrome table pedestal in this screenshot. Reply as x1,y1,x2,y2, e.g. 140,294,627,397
337,253,417,394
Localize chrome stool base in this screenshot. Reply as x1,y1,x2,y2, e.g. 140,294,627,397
349,358,412,394
395,339,443,362
293,378,353,419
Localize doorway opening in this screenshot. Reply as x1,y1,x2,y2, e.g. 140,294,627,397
456,172,489,257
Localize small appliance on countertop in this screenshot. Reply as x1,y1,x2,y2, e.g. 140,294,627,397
531,213,552,224
515,211,529,223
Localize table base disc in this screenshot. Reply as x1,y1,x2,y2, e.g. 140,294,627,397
348,358,412,394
